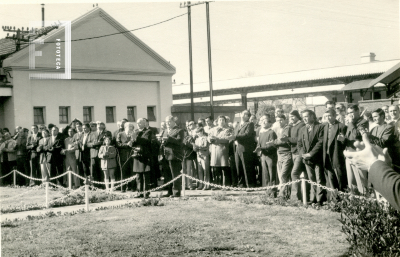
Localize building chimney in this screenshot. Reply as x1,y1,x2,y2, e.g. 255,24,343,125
361,52,376,63
41,4,45,28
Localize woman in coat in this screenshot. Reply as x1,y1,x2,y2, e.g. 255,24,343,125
208,115,233,188
36,129,51,182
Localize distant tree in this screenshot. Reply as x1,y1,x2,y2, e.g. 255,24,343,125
256,104,275,121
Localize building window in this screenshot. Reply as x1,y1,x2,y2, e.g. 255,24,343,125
33,107,45,125
127,106,136,122
147,106,156,121
83,107,93,123
106,107,115,123
59,107,70,124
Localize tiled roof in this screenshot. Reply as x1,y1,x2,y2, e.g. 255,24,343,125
0,38,19,57
173,59,400,95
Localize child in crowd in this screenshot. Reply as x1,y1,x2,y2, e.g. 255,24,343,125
194,127,210,190
98,136,117,192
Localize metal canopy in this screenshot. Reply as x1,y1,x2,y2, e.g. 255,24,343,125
368,61,400,87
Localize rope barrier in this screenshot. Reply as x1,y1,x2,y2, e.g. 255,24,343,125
183,174,302,192
15,171,45,182
49,171,69,181
134,174,184,195
0,171,13,179
1,169,383,204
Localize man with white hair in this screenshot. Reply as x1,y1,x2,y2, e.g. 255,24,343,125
131,118,153,198
161,115,184,197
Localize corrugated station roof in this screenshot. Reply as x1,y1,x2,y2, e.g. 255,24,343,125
172,59,400,95
341,79,386,91
369,61,400,87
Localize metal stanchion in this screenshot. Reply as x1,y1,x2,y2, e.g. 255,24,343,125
182,173,186,197
13,170,16,186
301,173,307,205
45,180,49,208
68,167,72,190
85,177,89,211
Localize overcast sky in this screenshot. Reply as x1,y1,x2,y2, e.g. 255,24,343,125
0,0,399,85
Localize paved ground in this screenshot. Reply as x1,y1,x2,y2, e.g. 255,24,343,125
0,188,264,222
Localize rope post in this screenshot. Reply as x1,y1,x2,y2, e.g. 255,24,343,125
301,173,307,206
85,177,89,212
182,173,186,197
68,166,72,190
13,170,16,186
45,178,49,208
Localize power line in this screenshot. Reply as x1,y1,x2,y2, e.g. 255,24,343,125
30,12,187,44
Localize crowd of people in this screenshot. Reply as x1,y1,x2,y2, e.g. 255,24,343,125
0,101,399,205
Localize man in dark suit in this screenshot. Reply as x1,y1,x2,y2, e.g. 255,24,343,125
232,110,256,188
322,109,347,200
26,125,42,186
298,109,326,205
14,126,29,186
132,118,153,198
145,118,161,188
344,132,400,211
89,122,112,185
78,123,93,179
47,126,65,186
162,115,184,197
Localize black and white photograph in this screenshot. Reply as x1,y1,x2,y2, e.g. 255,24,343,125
0,0,399,256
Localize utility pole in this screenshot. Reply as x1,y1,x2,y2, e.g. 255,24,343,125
180,1,195,121
180,1,214,119
2,26,31,51
205,1,214,119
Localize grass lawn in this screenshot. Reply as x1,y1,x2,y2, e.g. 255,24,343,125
0,186,65,209
1,199,349,257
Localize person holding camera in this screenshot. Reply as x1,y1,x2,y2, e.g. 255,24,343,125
26,125,42,186
160,115,184,198
131,118,153,198
337,104,369,195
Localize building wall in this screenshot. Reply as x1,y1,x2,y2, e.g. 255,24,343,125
358,98,400,113
0,96,14,130
6,70,172,130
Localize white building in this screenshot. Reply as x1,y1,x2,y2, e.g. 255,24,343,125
0,7,175,130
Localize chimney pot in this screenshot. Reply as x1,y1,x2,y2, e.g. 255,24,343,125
361,52,376,63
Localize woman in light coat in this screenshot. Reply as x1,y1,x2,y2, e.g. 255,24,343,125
36,129,51,182
208,115,233,188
